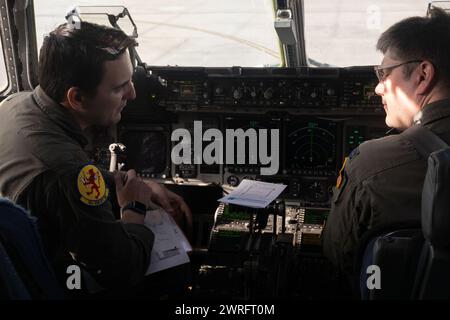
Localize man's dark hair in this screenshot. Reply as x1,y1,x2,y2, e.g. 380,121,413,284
38,21,136,102
377,7,450,83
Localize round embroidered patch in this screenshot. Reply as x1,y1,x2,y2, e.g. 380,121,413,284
77,165,109,206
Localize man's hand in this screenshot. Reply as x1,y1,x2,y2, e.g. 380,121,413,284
114,171,193,237
114,169,148,208
114,170,150,225
143,180,193,239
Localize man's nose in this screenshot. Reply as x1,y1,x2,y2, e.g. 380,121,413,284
375,82,384,96
126,81,136,100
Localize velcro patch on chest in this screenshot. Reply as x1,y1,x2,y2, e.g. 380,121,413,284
77,164,109,206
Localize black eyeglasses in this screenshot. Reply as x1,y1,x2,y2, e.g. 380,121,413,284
374,60,423,82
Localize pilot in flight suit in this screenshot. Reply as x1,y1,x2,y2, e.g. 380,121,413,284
0,19,193,298
322,7,450,279
0,86,154,293
322,100,450,276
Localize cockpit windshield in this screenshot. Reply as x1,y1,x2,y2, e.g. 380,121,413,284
34,0,282,67
33,0,437,69
304,0,431,66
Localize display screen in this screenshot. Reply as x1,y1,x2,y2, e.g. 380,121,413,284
286,120,338,175
120,129,168,176
224,117,281,174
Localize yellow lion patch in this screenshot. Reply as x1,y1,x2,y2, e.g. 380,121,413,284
77,165,109,206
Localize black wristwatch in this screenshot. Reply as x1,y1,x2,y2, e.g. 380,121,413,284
121,201,147,216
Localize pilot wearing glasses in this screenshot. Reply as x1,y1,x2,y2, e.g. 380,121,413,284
322,7,450,281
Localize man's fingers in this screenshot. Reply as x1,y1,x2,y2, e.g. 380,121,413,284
114,172,124,192
169,197,181,212
168,191,192,221
125,169,137,185
158,195,175,214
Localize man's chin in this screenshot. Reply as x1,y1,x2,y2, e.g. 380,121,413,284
384,113,395,128
385,118,406,131
111,113,122,125
384,116,391,128
98,116,121,127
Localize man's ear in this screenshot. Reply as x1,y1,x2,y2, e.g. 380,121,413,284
416,60,436,95
65,87,86,112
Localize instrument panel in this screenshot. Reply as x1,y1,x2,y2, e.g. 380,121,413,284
127,66,382,116
88,65,387,208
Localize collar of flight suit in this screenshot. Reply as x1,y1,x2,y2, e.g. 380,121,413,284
32,86,88,147
415,98,450,126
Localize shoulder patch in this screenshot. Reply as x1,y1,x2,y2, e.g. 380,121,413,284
77,165,109,206
335,157,348,189
333,158,349,204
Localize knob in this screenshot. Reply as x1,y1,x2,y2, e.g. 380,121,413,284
233,88,243,100
264,89,273,100
227,175,240,187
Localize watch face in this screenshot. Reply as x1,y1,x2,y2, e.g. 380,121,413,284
122,201,147,215
135,201,147,212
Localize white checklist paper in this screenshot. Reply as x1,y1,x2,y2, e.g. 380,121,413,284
144,207,191,275
218,179,287,209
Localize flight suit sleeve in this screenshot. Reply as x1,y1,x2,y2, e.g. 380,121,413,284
101,170,121,219
321,161,372,275
53,165,154,288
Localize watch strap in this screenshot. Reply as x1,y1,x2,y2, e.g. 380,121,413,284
121,201,147,216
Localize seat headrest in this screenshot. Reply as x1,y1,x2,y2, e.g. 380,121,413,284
422,147,450,247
